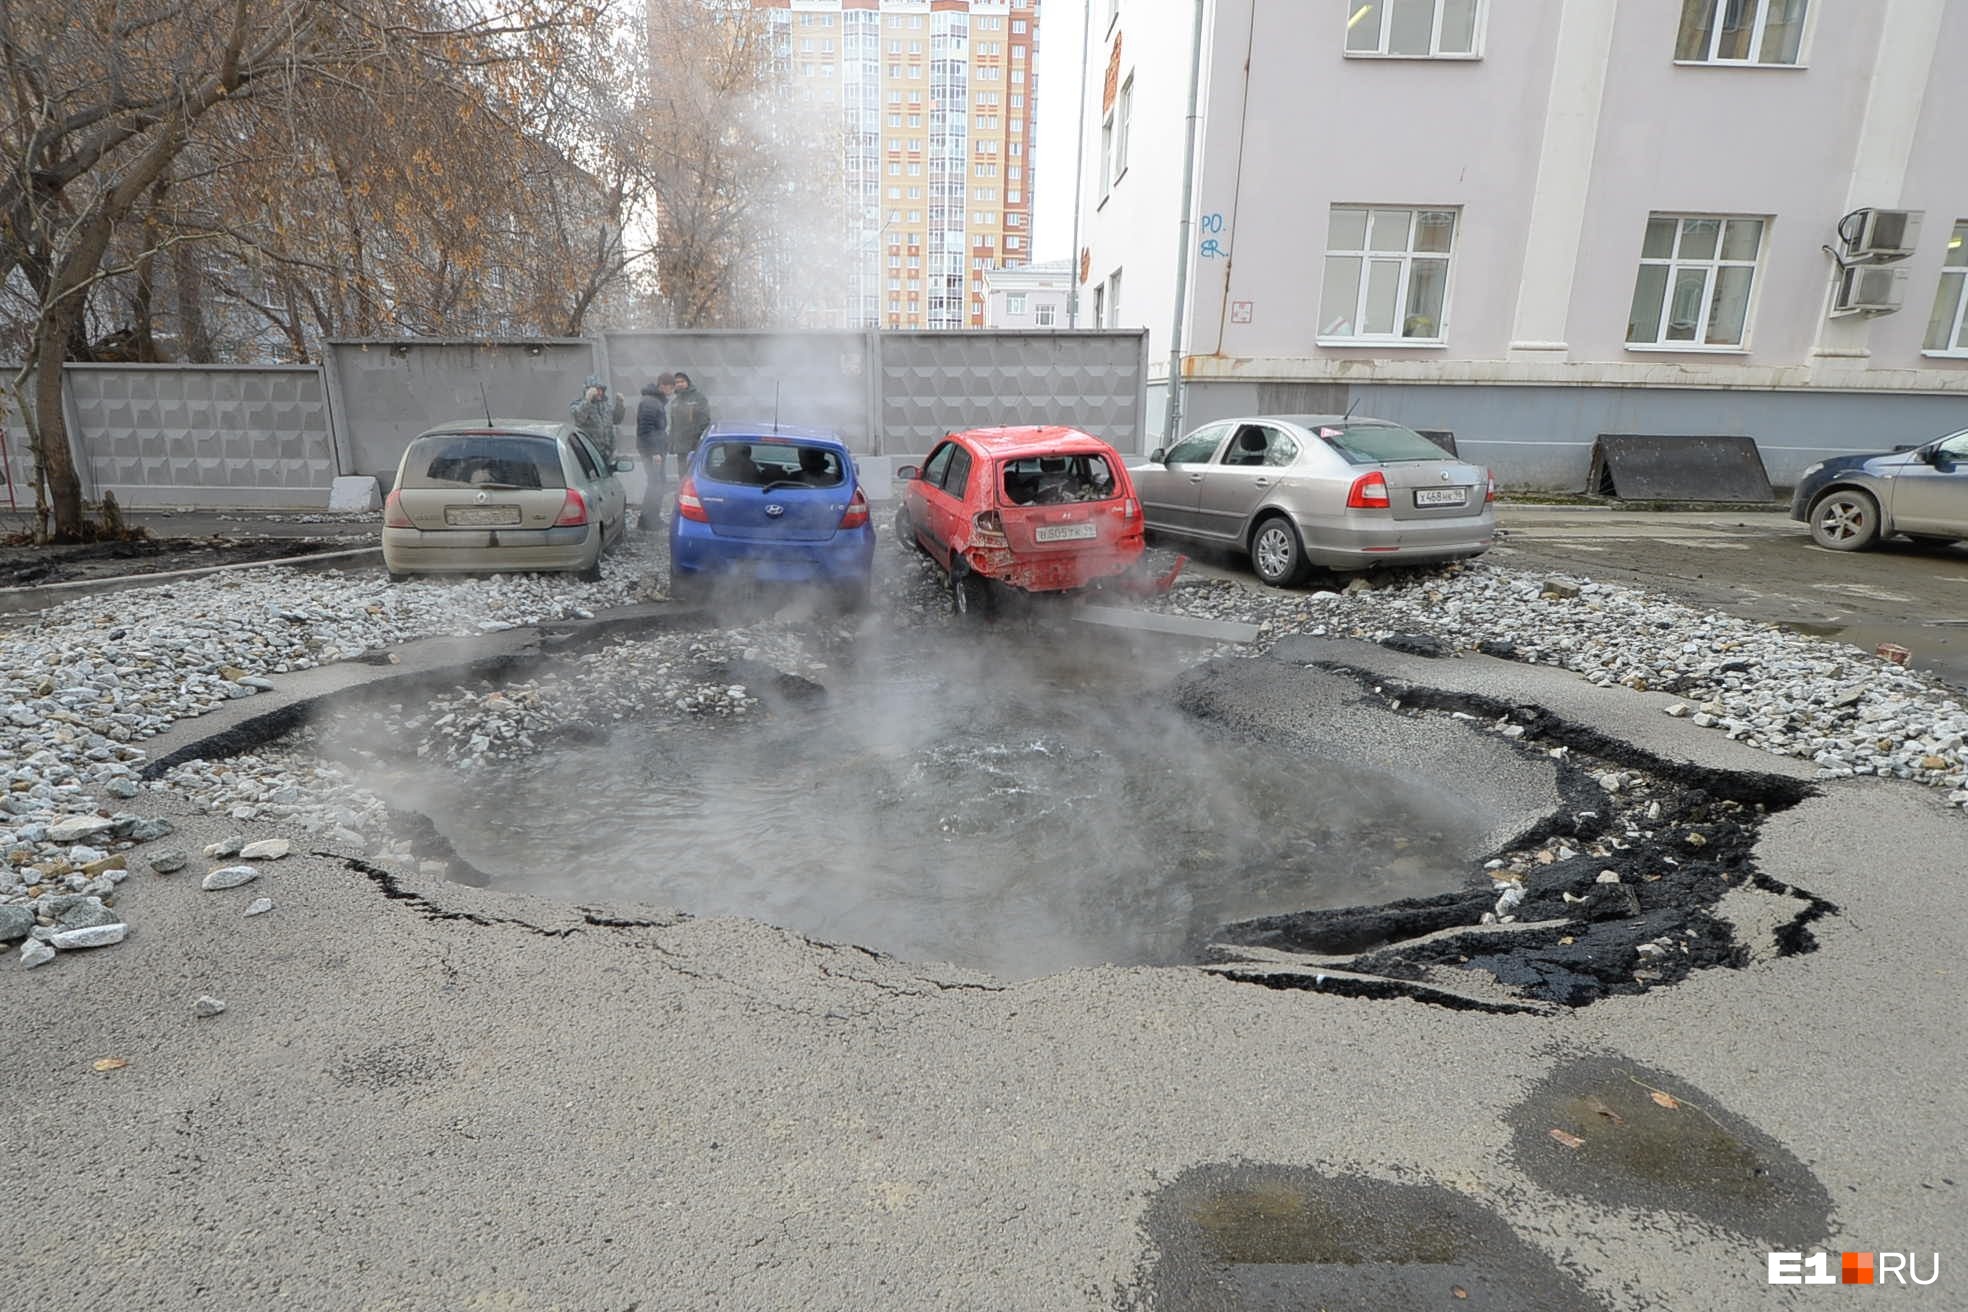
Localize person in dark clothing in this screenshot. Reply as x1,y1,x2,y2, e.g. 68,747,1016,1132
635,373,675,531
569,375,625,464
667,371,712,458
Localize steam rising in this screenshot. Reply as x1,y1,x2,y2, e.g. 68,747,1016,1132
326,621,1488,980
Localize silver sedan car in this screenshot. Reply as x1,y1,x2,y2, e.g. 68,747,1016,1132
1129,415,1495,585
1789,427,1968,551
382,419,631,581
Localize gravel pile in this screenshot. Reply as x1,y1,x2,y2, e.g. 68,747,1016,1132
3,535,669,966
1148,561,1968,802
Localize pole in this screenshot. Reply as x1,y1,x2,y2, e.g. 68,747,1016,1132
1067,0,1091,327
1163,0,1207,443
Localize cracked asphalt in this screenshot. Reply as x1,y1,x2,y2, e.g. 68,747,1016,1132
5,639,1965,1310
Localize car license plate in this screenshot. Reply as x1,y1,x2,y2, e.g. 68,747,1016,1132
1413,488,1468,508
1035,522,1098,542
445,505,522,527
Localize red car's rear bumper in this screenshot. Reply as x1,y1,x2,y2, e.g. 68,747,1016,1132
962,538,1145,593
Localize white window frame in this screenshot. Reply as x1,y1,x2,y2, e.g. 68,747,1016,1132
1923,220,1968,357
1008,293,1027,315
1035,302,1056,327
1111,77,1132,184
1673,0,1811,68
1344,0,1485,60
1317,206,1458,346
1624,213,1766,353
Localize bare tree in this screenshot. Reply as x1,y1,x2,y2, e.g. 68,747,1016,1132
0,0,597,540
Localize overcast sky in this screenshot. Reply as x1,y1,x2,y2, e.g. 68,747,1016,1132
1031,0,1088,265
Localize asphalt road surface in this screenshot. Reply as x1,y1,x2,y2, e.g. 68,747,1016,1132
1490,506,1968,691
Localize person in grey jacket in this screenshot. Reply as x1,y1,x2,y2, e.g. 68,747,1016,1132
569,375,626,464
634,374,675,531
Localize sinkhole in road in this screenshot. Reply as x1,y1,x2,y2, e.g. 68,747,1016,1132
368,630,1495,979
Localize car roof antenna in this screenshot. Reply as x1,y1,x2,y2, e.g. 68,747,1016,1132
477,380,493,426
1340,395,1361,424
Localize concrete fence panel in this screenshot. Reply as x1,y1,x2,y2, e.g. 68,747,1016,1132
603,330,877,452
875,330,1151,458
64,364,336,509
326,339,600,485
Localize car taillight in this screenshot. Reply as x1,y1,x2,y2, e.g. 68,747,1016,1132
839,488,870,529
973,510,1007,546
554,489,589,526
383,491,412,528
675,477,708,523
1119,496,1140,520
1485,470,1497,504
1346,471,1390,509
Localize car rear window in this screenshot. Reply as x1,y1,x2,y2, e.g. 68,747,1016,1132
401,434,566,490
702,440,846,488
1313,422,1449,465
1000,453,1120,505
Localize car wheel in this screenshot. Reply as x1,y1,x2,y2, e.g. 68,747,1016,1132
893,504,921,554
1809,488,1882,551
836,578,873,613
951,566,993,619
386,569,410,585
1250,515,1309,587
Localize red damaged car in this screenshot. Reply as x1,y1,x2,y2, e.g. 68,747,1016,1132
894,425,1146,615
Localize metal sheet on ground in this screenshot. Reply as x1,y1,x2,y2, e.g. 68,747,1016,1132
1587,433,1774,502
1072,604,1261,644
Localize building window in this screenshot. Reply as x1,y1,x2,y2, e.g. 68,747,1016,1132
1035,303,1056,326
1106,270,1122,322
1674,0,1808,65
1008,293,1028,314
1923,220,1968,354
1319,206,1457,342
1626,214,1764,348
1110,78,1133,185
1344,0,1483,58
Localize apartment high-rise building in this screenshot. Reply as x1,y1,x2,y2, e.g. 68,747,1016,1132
755,0,1039,330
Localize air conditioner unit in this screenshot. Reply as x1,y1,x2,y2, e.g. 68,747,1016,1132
1845,208,1924,262
1832,263,1907,315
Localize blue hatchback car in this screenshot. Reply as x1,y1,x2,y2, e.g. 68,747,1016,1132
668,424,876,606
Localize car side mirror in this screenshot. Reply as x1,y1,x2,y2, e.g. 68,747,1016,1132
1149,447,1167,463
895,464,920,481
612,457,634,473
1919,446,1944,465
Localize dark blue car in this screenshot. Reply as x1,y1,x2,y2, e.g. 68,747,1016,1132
668,424,875,606
1788,427,1968,551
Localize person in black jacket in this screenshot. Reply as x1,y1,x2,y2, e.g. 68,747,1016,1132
635,374,675,531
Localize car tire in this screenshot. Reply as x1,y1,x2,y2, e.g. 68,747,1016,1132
951,566,993,620
836,578,873,613
893,504,921,554
1249,515,1309,587
386,569,410,585
1808,488,1882,551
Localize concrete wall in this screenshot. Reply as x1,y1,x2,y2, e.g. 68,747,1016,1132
326,339,600,485
602,331,875,450
876,329,1149,455
1178,378,1968,491
65,364,338,509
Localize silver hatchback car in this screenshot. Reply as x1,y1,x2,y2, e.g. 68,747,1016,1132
382,420,631,581
1129,415,1495,585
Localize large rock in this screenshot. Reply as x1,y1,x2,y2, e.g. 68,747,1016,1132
55,897,119,931
19,938,55,968
51,923,126,950
47,815,116,844
240,838,291,860
201,865,259,891
0,904,35,942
